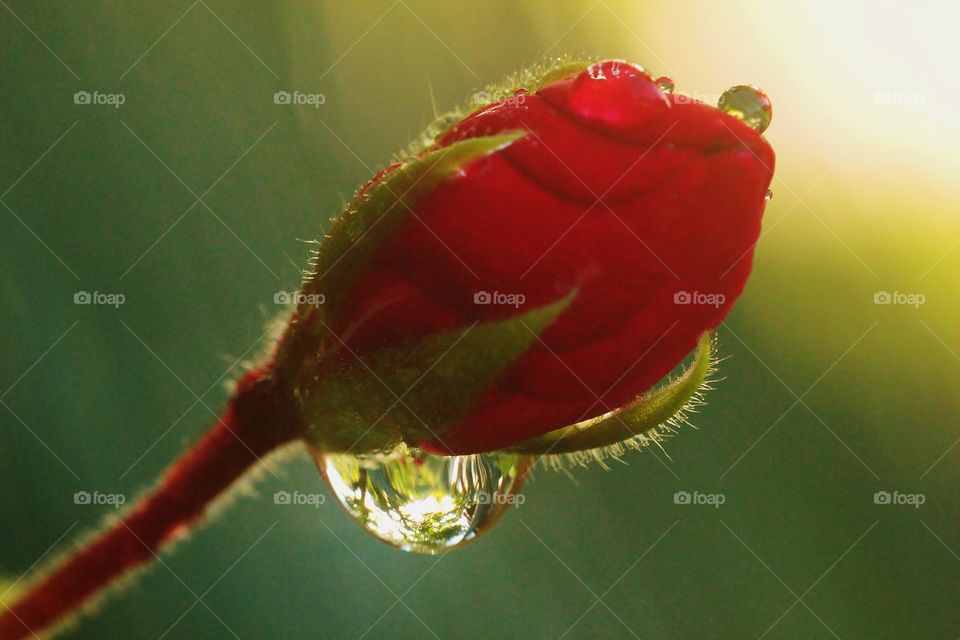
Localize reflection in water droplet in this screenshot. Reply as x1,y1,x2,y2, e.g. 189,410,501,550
313,444,534,554
655,76,675,94
718,85,772,133
765,189,773,202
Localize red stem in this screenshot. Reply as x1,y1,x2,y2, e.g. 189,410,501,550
0,367,301,640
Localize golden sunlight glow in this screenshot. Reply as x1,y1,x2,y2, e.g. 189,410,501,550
613,0,960,201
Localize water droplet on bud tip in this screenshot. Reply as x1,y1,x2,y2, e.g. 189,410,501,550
718,85,772,133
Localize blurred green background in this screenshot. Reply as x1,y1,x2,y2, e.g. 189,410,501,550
2,1,958,638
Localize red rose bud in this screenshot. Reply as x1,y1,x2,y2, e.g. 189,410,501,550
0,62,775,639
280,59,775,456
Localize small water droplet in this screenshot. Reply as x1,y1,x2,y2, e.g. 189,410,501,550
655,76,674,94
314,444,533,554
718,85,772,133
765,188,773,202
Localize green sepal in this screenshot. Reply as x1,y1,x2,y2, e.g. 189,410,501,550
276,131,528,388
522,59,595,93
507,332,715,455
301,292,575,454
304,131,526,318
467,58,594,111
410,58,594,154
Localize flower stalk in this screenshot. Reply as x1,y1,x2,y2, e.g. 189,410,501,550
0,367,300,640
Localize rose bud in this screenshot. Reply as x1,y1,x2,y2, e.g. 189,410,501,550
0,60,776,638
278,59,775,456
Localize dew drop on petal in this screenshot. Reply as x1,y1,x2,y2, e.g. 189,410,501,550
718,85,772,133
313,444,534,554
563,60,669,127
765,188,773,202
655,76,675,94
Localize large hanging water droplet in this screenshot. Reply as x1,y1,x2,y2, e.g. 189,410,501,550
655,76,674,94
718,85,772,133
313,444,534,554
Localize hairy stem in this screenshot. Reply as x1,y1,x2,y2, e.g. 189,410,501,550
0,366,301,640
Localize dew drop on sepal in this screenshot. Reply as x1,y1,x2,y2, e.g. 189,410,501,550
313,444,534,554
